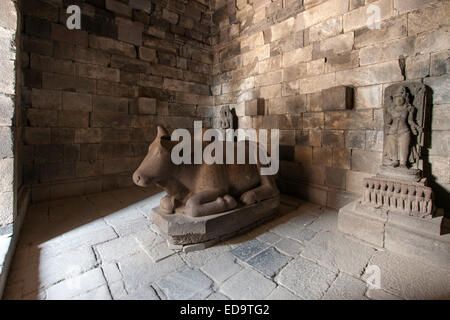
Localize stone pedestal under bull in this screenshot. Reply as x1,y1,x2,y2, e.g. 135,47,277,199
133,126,280,249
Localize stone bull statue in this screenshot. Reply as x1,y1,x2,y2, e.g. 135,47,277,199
133,126,279,218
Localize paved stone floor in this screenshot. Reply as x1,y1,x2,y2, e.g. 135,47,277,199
3,186,450,300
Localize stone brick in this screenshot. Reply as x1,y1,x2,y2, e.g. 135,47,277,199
245,98,264,116
322,86,353,111
336,60,404,87
89,35,136,58
76,63,120,82
415,30,450,55
52,128,74,144
32,89,62,110
351,149,382,174
343,0,394,32
322,130,344,147
324,51,359,73
0,60,15,95
312,32,354,60
58,111,90,128
91,112,130,128
299,0,349,29
365,130,383,152
345,130,365,149
73,47,110,66
0,0,17,30
282,46,313,67
295,145,312,165
0,158,14,193
424,75,450,105
0,127,13,158
129,0,152,13
394,0,440,13
24,127,51,145
407,2,450,35
51,23,88,46
332,147,351,169
242,44,270,66
137,97,156,115
42,73,96,94
93,95,129,113
354,15,407,49
24,16,51,39
0,94,14,126
325,110,373,130
106,0,132,17
31,54,75,75
430,50,449,77
431,104,450,131
22,35,53,56
309,16,342,42
303,112,324,130
359,36,416,66
325,167,346,189
139,47,157,63
259,84,281,99
299,73,337,94
313,147,332,166
282,63,307,82
255,70,282,87
268,17,295,43
62,92,92,112
26,109,58,127
40,163,76,182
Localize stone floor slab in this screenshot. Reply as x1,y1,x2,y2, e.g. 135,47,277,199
119,252,186,292
274,238,305,257
155,268,213,300
45,267,106,300
246,247,291,278
201,252,243,284
231,239,270,261
220,268,276,300
300,230,376,277
322,272,367,300
362,251,450,300
276,256,337,300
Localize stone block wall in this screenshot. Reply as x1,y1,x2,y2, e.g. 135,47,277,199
0,0,21,228
19,0,215,202
211,0,450,210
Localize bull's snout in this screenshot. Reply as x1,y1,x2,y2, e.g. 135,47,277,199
133,170,150,187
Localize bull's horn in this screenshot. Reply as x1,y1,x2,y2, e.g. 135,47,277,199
157,126,169,138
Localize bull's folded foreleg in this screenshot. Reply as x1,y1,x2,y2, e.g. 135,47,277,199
185,189,237,217
240,175,279,205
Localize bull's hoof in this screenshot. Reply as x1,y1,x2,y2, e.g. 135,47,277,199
240,190,257,205
160,195,175,214
223,195,237,210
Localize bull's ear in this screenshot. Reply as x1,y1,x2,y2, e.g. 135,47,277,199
156,126,169,139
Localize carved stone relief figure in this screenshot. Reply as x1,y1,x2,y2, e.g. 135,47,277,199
379,83,426,182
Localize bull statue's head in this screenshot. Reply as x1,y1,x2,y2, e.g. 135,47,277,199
133,126,173,187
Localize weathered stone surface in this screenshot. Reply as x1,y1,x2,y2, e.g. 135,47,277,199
153,197,279,245
201,252,242,283
246,247,291,277
301,229,376,276
336,60,404,86
277,256,337,299
46,268,107,300
322,272,367,300
231,239,270,262
220,268,277,300
265,286,300,300
155,268,213,300
362,251,450,299
322,86,353,111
